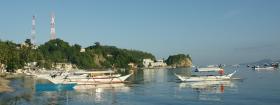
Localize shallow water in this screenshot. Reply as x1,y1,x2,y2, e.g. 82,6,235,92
1,66,280,105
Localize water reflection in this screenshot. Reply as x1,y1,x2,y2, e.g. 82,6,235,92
129,68,172,84
0,77,131,105
74,83,130,92
0,77,36,105
1,67,258,105
36,83,131,105
178,80,238,101
72,83,130,105
143,68,169,83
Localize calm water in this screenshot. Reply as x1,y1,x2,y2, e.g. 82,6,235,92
1,66,280,105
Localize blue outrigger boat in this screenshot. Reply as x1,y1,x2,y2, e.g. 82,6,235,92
36,83,76,92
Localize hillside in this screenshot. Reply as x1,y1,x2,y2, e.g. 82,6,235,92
0,39,155,71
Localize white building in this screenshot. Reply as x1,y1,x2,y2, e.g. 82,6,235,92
153,60,167,67
80,48,86,52
24,62,37,68
23,62,38,72
143,59,154,68
143,59,167,68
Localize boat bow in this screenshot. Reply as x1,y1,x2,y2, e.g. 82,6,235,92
119,73,133,81
226,70,236,78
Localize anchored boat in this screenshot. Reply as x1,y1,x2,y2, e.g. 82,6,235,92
175,71,236,82
36,83,76,92
252,66,276,71
36,70,133,84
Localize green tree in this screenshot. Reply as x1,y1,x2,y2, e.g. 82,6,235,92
24,39,32,46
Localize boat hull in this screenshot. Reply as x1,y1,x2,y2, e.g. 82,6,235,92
36,83,76,91
175,71,236,82
36,73,132,84
253,67,275,71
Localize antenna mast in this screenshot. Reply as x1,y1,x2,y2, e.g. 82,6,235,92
50,12,56,40
31,15,36,44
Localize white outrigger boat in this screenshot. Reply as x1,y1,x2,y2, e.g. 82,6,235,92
36,70,133,85
175,71,236,82
253,66,276,71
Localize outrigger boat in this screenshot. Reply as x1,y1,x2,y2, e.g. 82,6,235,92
252,66,276,71
175,71,236,82
36,83,76,92
36,70,133,85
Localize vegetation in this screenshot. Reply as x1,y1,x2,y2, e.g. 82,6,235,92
0,40,24,72
166,54,192,67
0,39,155,71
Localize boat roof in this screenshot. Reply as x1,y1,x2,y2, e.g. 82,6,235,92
196,67,222,72
74,70,115,74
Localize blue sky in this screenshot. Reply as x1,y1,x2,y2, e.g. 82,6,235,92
0,0,280,65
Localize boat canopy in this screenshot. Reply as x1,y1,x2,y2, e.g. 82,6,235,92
196,67,223,72
74,70,115,74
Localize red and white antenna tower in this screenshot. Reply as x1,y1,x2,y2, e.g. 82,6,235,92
50,12,56,40
31,15,36,44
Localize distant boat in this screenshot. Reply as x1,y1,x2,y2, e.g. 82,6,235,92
175,71,236,82
253,66,276,71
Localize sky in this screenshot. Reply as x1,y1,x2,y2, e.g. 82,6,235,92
0,0,280,65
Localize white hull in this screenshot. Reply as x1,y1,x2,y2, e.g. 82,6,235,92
175,71,236,82
254,67,275,71
36,73,132,84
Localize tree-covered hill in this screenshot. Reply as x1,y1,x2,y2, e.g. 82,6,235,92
0,39,155,71
165,54,192,67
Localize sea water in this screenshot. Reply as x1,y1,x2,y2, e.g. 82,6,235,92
0,66,280,105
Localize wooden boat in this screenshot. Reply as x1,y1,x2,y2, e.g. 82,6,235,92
175,71,236,82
